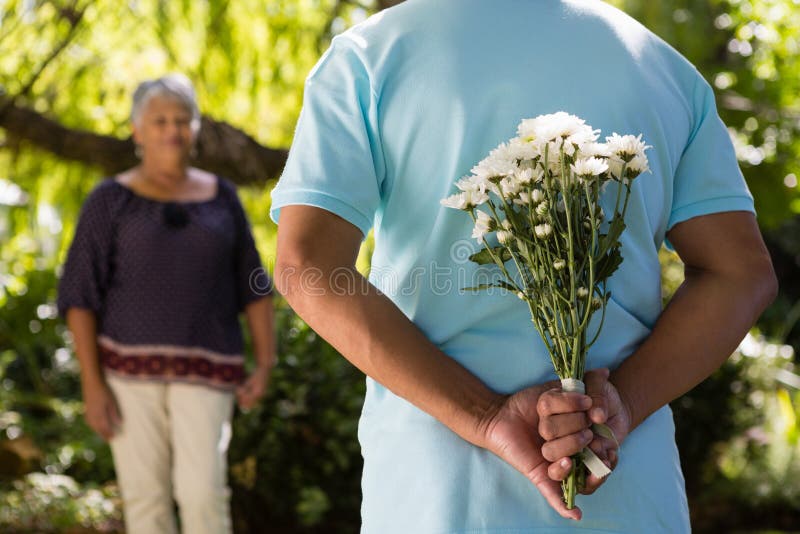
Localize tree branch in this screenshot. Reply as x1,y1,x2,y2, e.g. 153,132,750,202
0,99,287,186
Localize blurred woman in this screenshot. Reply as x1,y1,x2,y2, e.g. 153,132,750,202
57,73,275,534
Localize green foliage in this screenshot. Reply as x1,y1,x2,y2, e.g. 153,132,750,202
229,302,365,533
611,0,800,227
672,335,800,532
0,474,121,533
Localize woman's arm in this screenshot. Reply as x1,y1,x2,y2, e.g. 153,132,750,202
65,308,121,440
236,296,277,410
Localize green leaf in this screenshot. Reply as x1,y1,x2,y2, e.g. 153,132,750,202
598,218,626,257
469,246,511,265
595,246,623,282
461,280,518,292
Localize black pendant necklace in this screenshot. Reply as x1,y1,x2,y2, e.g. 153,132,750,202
163,202,190,228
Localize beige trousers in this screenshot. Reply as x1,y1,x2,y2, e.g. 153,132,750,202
107,376,234,534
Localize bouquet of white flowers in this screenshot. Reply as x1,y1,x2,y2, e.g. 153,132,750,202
441,112,650,508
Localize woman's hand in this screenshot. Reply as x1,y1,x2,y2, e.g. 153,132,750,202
82,381,121,441
236,365,272,410
538,369,632,495
481,380,593,521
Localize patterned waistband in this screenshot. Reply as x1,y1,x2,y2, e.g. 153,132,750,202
97,336,245,389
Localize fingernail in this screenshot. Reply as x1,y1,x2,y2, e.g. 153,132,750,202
560,458,570,468
581,396,592,409
591,407,604,419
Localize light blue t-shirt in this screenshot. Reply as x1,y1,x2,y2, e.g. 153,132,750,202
270,1,755,532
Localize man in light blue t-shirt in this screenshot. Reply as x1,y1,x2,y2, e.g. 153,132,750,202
270,1,777,532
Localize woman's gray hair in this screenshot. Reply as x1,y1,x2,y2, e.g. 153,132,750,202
130,74,201,134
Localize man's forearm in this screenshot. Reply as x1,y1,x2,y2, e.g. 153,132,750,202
611,265,777,431
277,264,503,447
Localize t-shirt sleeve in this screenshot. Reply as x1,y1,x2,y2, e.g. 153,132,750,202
666,76,755,245
57,184,117,317
226,182,272,309
269,37,385,238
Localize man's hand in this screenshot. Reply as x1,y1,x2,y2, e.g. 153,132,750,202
82,381,121,441
482,380,593,521
236,365,272,410
538,369,632,495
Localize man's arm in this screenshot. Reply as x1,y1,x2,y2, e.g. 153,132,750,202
611,211,777,430
540,211,777,488
275,204,590,520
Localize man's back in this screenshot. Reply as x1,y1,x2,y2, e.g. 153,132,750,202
271,1,752,531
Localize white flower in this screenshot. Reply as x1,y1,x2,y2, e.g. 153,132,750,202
535,202,549,217
517,291,527,300
440,188,488,210
580,142,611,158
577,287,589,298
607,156,624,179
607,152,650,181
508,137,540,161
515,167,535,185
566,127,601,150
500,176,521,197
605,133,650,162
591,296,602,310
497,230,513,244
531,189,545,203
472,142,519,180
500,218,512,230
514,191,533,205
571,157,609,177
518,112,593,144
471,210,494,241
534,223,553,239
553,259,566,270
456,174,490,194
441,192,469,211
626,154,651,176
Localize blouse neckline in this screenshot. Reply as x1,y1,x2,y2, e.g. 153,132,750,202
111,174,222,206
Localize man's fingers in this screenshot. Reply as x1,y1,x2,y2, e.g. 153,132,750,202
528,464,582,521
541,429,593,462
547,457,573,482
539,412,590,441
580,472,609,495
584,368,610,423
537,389,591,418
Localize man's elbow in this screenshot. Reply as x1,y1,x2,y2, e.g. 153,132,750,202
741,253,779,314
274,254,315,306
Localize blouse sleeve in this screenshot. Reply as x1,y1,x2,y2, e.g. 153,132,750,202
223,180,273,309
57,182,119,318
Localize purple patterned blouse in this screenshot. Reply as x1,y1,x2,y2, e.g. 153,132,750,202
57,176,273,390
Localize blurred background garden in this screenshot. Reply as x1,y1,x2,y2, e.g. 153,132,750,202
0,0,799,532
